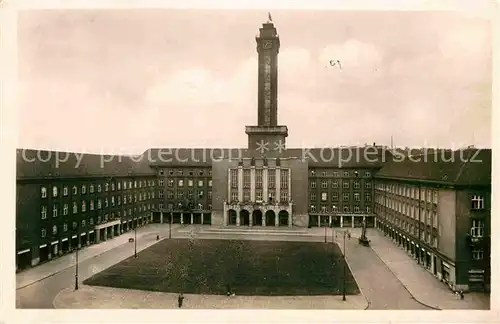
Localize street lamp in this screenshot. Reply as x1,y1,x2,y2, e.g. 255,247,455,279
342,230,346,301
169,210,172,239
75,224,79,290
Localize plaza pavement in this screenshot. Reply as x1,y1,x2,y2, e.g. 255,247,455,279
16,223,180,290
53,285,367,309
324,227,490,310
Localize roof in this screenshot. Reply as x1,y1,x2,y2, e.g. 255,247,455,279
374,149,491,187
145,146,392,168
16,149,155,180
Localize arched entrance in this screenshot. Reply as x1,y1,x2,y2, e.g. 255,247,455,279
228,209,237,225
240,209,250,226
252,210,262,226
278,210,289,226
265,210,276,226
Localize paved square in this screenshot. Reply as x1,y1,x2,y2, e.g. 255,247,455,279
84,238,359,296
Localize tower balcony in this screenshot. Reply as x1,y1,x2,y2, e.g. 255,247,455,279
245,125,288,136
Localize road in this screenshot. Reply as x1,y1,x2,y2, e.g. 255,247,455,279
16,231,162,309
343,238,431,310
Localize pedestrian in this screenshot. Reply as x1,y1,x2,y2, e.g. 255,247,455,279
226,284,231,296
156,234,160,241
460,290,464,300
347,231,351,240
178,293,184,308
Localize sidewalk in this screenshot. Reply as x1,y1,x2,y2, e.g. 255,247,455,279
53,285,367,309
364,229,490,310
16,224,174,289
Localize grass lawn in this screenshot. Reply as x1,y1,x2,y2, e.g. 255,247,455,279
84,238,359,296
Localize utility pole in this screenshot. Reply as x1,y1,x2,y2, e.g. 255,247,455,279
342,230,346,301
169,211,172,239
75,224,79,290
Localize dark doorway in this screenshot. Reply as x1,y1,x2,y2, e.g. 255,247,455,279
173,213,182,224
265,210,276,226
331,216,341,227
228,210,237,225
433,256,437,275
153,212,162,223
39,245,49,263
203,213,211,225
193,213,202,224
278,210,289,226
17,250,32,270
252,210,263,226
240,210,250,226
309,215,318,227
61,239,69,253
182,213,191,224
89,232,95,244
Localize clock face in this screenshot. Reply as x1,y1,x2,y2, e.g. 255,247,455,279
263,40,273,49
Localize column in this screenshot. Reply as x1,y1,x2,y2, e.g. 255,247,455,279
288,212,292,228
329,215,332,226
340,216,343,228
104,228,108,241
160,212,164,224
86,235,90,246
275,211,279,227
238,166,243,202
363,216,366,225
276,167,281,203
352,216,355,228
262,213,266,226
201,213,204,225
249,213,253,227
227,169,231,201
317,215,320,227
431,253,435,274
78,235,82,249
374,216,377,228
288,168,291,202
236,212,241,226
190,213,193,224
250,166,256,202
181,214,184,225
223,207,228,226
96,230,100,243
263,167,268,202
111,226,114,238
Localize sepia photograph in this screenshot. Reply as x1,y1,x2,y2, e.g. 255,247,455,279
2,0,497,322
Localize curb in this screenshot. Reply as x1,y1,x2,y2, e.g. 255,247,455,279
17,229,159,290
333,241,370,310
369,244,441,310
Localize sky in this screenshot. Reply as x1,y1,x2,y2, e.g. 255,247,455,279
17,9,492,154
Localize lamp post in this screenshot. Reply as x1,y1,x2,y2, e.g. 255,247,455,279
134,187,138,258
169,210,172,239
342,230,346,301
324,223,327,243
75,224,79,290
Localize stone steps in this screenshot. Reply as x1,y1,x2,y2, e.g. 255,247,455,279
199,227,314,236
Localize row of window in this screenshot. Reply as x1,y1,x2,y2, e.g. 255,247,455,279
230,168,289,189
375,196,438,227
310,205,372,214
311,180,372,189
375,183,439,204
159,203,212,210
311,192,371,202
310,170,371,177
229,189,289,203
164,190,211,200
161,179,212,188
41,179,156,198
386,218,438,248
40,214,152,238
41,195,156,219
160,169,211,177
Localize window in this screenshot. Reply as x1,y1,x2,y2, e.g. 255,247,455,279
52,204,58,217
208,204,212,210
97,184,102,193
331,205,338,212
189,171,194,176
365,193,371,202
343,171,349,177
343,181,349,189
280,169,289,189
159,169,164,176
40,205,47,219
231,191,238,202
208,191,212,200
364,171,371,177
167,191,174,199
198,180,204,187
188,191,193,199
117,182,121,190
332,181,338,189
63,223,68,232
52,225,57,235
178,179,184,187
333,171,339,177
50,186,57,197
89,184,94,193
268,171,276,188
231,169,238,188
105,198,109,208
41,228,46,238
177,191,184,199
255,169,263,188
208,180,212,187
72,202,78,214
332,192,338,201
159,179,164,186
168,179,174,187
90,200,94,210
82,185,87,194
72,185,78,195
188,180,193,187
366,206,371,214
159,191,164,198
97,199,102,209
81,220,86,228
111,196,115,206
134,181,137,188
321,192,327,201
365,182,371,189
472,249,484,260
310,192,316,201
123,181,127,190
111,183,115,191
321,180,328,189
243,169,250,188
41,187,48,198
310,181,316,189
257,191,263,201
471,195,485,210
81,201,86,212
63,186,68,196
343,206,349,212
354,181,360,189
310,170,316,176
354,206,360,213
343,193,349,201
63,203,68,215
310,205,316,212
470,220,484,237
354,193,360,201
321,205,328,213
72,221,77,229
89,218,94,225
169,170,174,176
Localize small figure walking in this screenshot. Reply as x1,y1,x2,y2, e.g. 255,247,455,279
178,293,184,308
226,284,231,296
459,290,464,300
156,234,160,241
347,231,351,240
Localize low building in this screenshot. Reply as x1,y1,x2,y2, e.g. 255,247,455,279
374,149,491,292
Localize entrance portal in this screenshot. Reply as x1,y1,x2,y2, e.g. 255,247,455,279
252,210,262,226
240,209,250,226
265,210,276,226
228,209,237,225
278,210,289,226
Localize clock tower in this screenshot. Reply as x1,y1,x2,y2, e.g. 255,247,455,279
246,20,288,153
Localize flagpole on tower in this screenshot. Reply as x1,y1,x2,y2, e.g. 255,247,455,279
268,12,272,23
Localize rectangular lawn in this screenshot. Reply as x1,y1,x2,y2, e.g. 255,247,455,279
84,239,359,296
